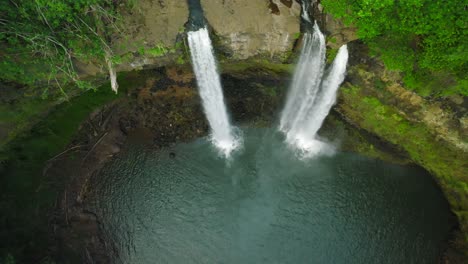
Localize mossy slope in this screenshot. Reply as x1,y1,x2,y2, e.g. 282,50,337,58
338,75,468,253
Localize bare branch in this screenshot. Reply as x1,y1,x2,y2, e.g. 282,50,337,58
54,76,69,100
34,1,54,33
8,0,19,9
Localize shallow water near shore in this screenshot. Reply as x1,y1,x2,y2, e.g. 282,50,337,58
92,127,453,263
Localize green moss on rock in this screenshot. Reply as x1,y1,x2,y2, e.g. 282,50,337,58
339,84,468,249
0,71,145,262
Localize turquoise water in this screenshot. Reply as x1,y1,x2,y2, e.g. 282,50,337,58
93,128,453,263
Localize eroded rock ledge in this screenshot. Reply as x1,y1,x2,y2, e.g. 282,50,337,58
1,0,466,261
50,66,290,263
49,65,421,262
335,41,468,257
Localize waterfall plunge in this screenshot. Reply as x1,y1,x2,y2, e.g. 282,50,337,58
188,27,240,157
279,23,349,157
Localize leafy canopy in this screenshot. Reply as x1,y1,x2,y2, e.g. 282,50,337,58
0,0,117,93
322,0,467,96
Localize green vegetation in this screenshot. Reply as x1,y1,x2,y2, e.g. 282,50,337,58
326,47,339,64
176,40,190,65
341,84,468,246
320,114,410,165
1,254,16,264
146,45,169,57
0,71,144,263
177,55,187,65
138,42,185,58
0,91,58,151
322,0,467,96
0,0,123,94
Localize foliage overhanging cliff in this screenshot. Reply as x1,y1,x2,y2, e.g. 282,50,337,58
322,0,467,96
0,0,124,93
0,0,467,262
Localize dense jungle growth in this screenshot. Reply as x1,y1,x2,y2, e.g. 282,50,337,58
0,0,122,95
322,0,467,96
0,0,467,263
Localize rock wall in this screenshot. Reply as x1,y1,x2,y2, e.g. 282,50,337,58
1,0,302,158
201,0,300,60
310,1,357,49
112,0,189,72
318,9,468,252
75,0,302,77
335,46,468,252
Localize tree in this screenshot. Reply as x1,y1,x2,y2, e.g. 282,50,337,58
322,0,467,96
0,0,121,95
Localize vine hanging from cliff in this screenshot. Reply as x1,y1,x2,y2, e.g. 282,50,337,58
0,0,124,95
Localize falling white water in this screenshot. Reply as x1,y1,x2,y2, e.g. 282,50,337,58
279,22,326,139
301,0,312,22
279,23,349,157
301,8,311,22
188,27,240,157
303,45,349,137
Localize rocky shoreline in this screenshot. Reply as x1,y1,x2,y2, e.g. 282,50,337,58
48,66,288,263
0,1,465,262
40,65,462,263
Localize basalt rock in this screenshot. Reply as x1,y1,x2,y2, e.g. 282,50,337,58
200,0,300,60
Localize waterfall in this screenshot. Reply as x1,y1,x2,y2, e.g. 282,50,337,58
188,27,240,157
301,0,312,22
303,45,349,137
279,22,349,156
279,22,326,137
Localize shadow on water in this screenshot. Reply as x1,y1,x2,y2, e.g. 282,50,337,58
0,72,145,263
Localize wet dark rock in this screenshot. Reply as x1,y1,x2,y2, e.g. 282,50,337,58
280,0,293,8
222,72,289,124
118,118,133,135
109,144,120,154
268,1,280,15
47,64,427,263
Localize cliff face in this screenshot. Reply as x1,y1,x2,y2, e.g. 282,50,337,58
3,0,466,200
201,0,300,60
83,0,302,76
1,0,301,156
110,0,189,72
1,0,466,248
109,2,468,244
1,1,467,262
336,41,468,245
313,3,468,250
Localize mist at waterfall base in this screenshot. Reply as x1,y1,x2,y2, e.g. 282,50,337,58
279,22,348,157
188,28,241,157
92,128,453,263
